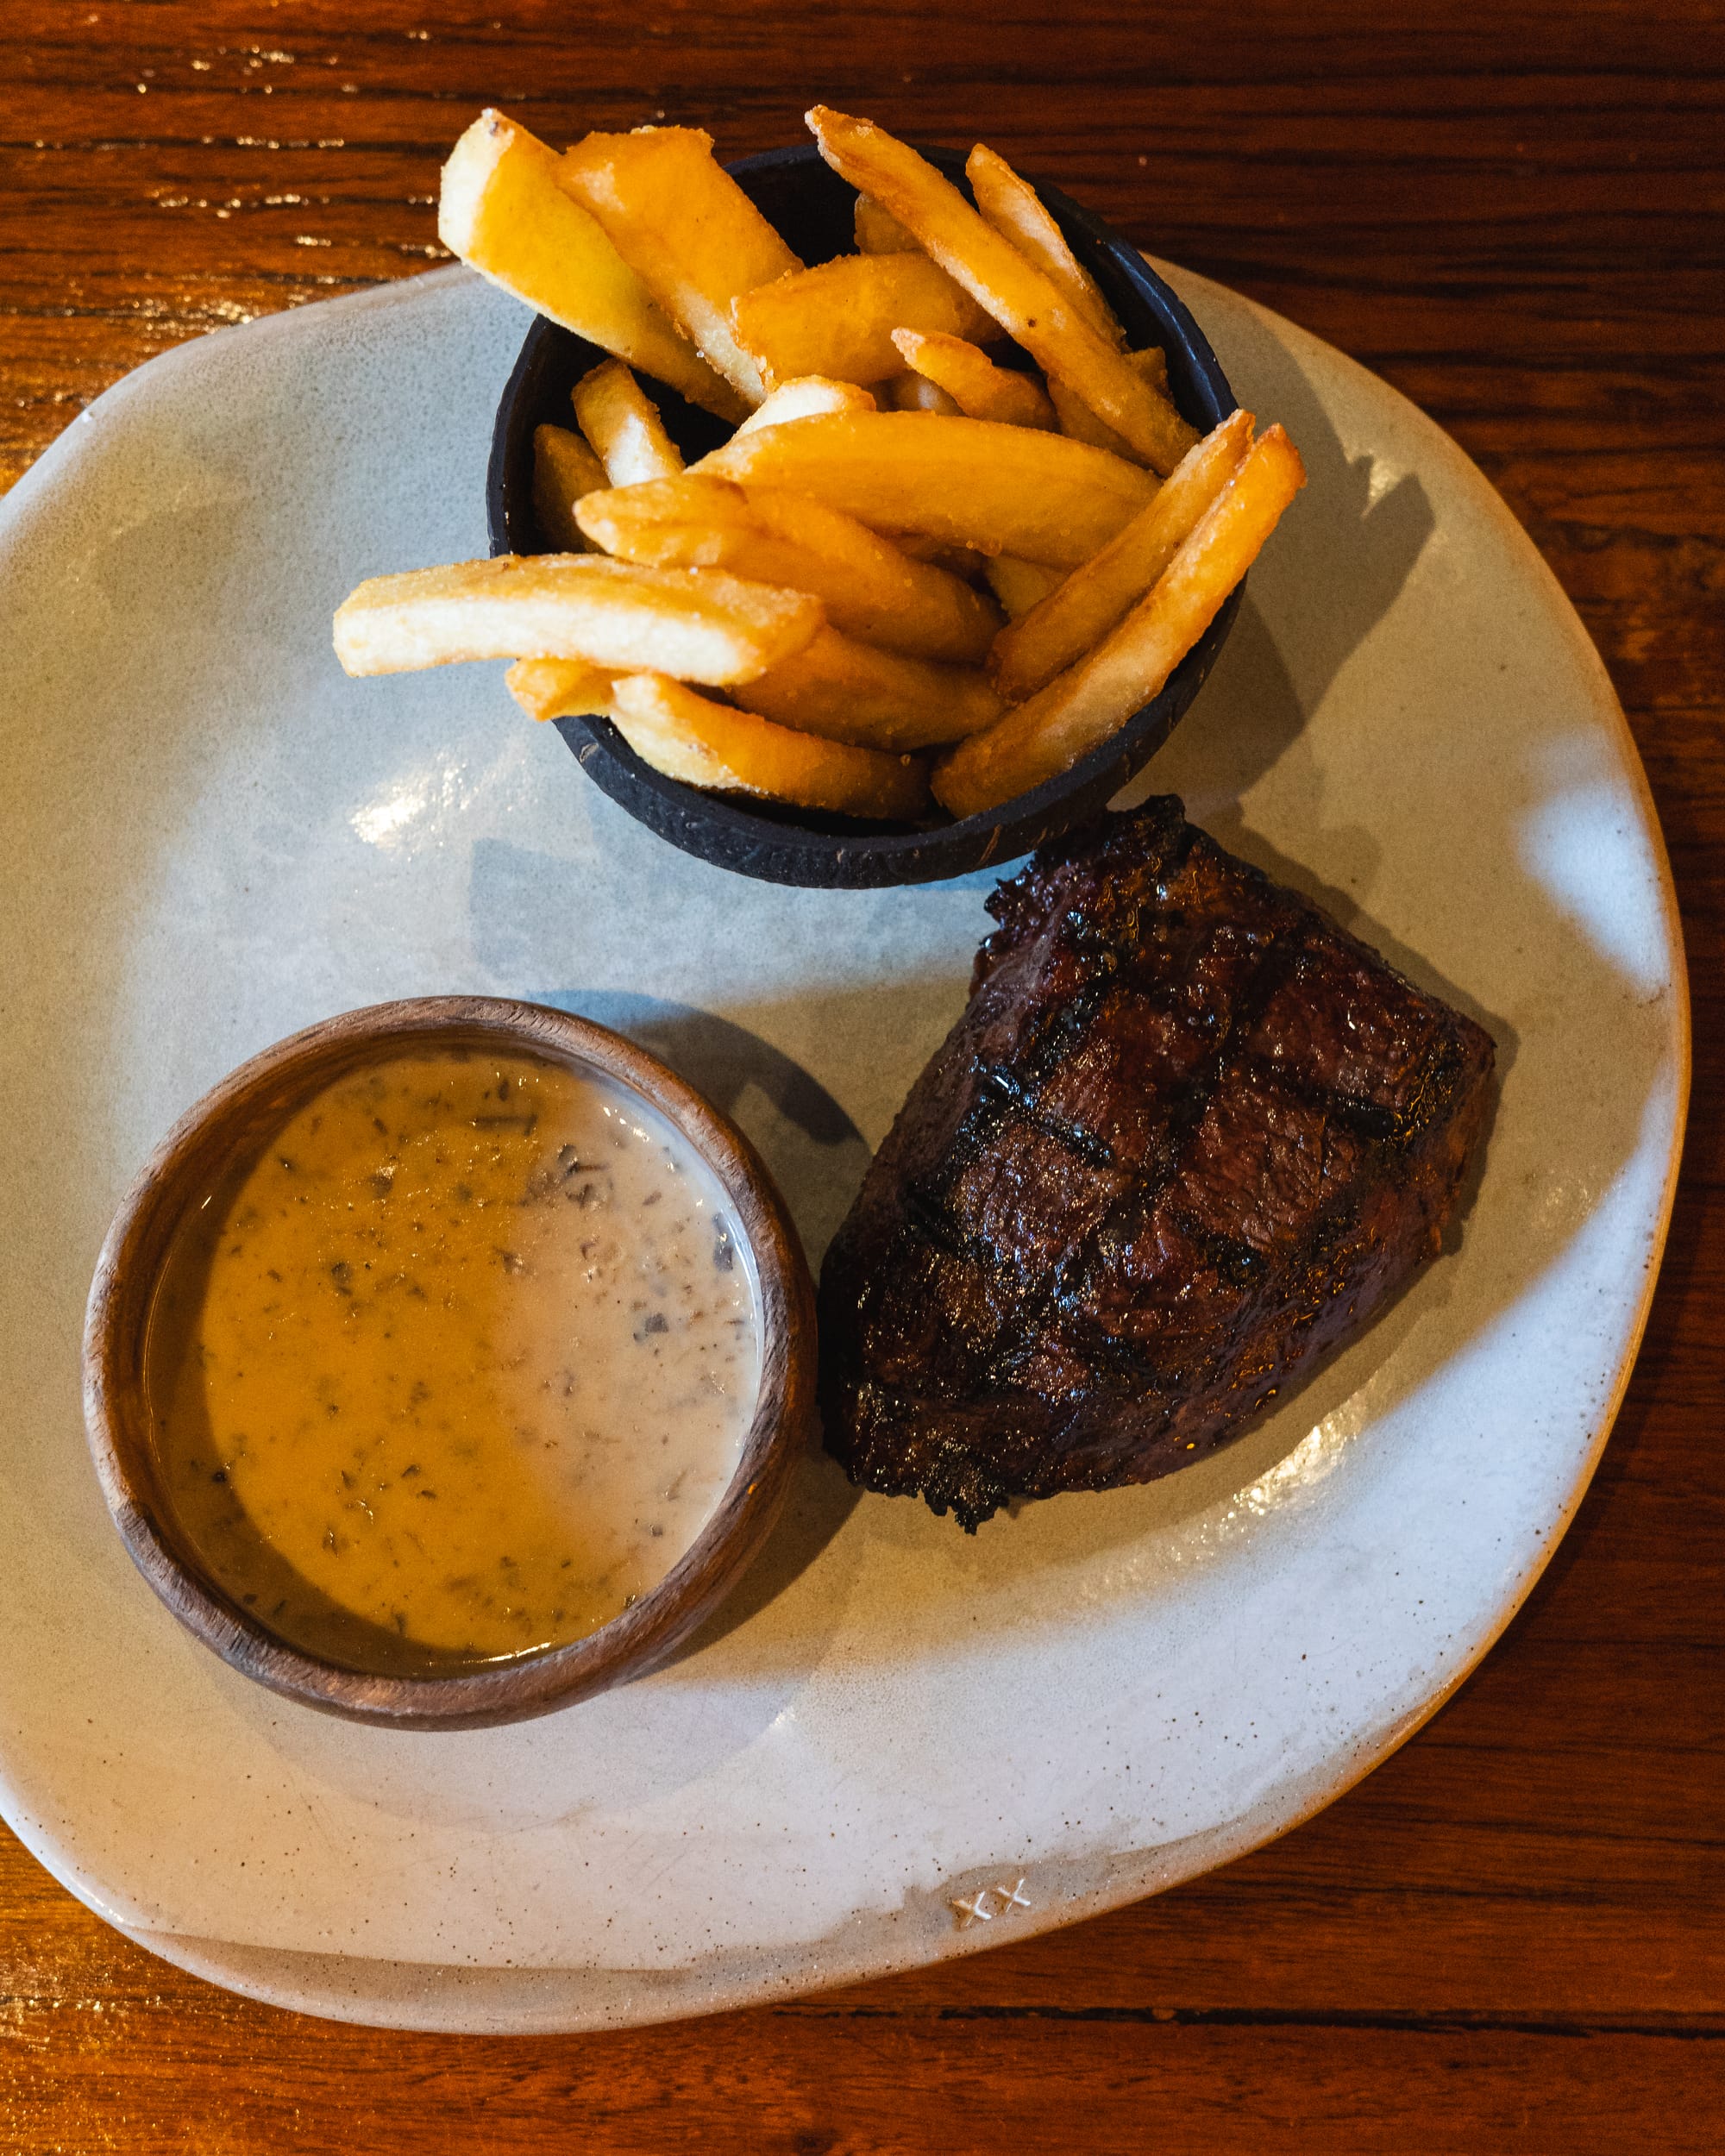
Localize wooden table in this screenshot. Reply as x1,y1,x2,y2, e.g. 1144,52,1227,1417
2,4,1719,2147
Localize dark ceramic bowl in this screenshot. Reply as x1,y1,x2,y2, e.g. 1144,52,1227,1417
488,141,1239,888
83,997,817,1730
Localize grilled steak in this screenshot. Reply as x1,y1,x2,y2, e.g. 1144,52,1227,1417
819,797,1495,1528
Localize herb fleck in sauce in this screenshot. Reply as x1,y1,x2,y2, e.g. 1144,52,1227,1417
146,1049,761,1675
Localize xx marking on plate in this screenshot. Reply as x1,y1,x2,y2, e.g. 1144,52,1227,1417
950,1877,1032,1929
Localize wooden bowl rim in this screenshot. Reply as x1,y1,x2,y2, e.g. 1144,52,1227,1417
82,996,816,1730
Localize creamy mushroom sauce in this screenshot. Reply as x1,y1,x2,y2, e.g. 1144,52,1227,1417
145,1046,761,1676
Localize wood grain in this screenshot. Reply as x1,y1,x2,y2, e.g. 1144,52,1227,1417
1,3,1721,2147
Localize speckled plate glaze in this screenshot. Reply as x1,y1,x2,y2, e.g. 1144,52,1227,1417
0,264,1686,2033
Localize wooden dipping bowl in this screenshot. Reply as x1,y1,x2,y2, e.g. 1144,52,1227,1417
82,997,817,1730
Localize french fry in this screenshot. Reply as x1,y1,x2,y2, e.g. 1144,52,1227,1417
609,673,931,820
694,410,1156,567
731,254,995,389
854,193,921,254
573,360,685,486
532,425,607,551
991,408,1255,700
883,369,962,415
576,475,1002,662
558,126,800,405
437,111,743,423
1046,375,1115,452
806,106,1191,474
965,142,1125,348
332,555,824,686
985,555,1065,619
1048,353,1189,466
743,625,1002,749
890,329,1056,429
1131,346,1172,397
573,473,812,566
506,655,620,722
894,533,979,572
732,375,877,437
508,648,968,776
934,425,1306,818
505,647,949,802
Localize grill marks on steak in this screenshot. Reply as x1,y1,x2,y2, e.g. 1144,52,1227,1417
819,798,1495,1528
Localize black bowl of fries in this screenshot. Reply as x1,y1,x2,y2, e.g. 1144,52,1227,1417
483,120,1255,888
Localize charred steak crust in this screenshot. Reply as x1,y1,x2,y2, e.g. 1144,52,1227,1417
818,797,1495,1529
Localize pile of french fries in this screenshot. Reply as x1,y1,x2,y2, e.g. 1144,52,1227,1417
333,105,1306,823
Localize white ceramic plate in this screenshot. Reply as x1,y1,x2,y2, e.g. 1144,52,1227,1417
0,264,1686,2033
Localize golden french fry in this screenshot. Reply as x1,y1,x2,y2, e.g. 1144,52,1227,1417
506,655,620,722
934,425,1306,817
743,625,1002,750
890,328,1056,429
577,475,1001,663
1132,346,1171,396
894,532,978,572
575,473,752,557
609,673,931,820
332,555,824,686
695,410,1155,567
573,359,684,486
882,369,962,415
1046,374,1116,452
531,425,607,552
854,193,921,254
558,127,800,405
985,555,1065,619
806,106,1190,474
965,142,1125,348
511,649,975,772
606,675,738,792
991,408,1255,700
574,473,758,559
763,513,996,632
1048,353,1189,466
731,254,995,389
732,375,877,437
437,111,743,423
